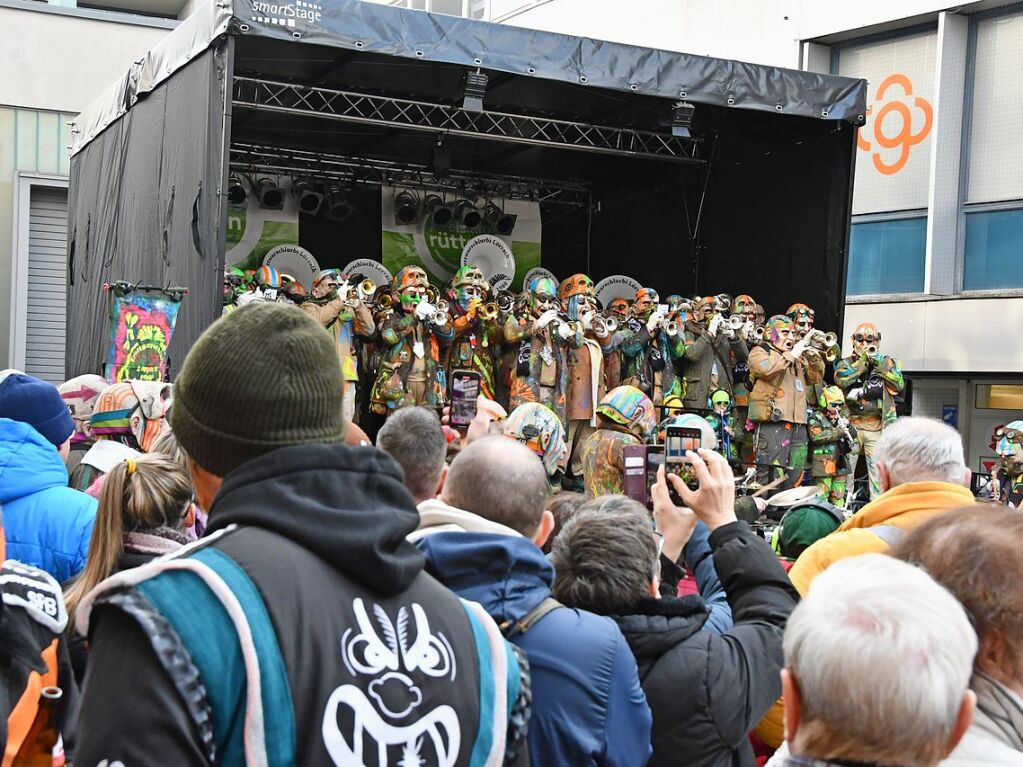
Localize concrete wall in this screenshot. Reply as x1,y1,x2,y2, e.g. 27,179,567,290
842,297,1023,374
497,0,802,66
0,3,174,367
0,6,172,114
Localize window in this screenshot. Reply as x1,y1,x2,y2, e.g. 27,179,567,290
836,31,938,216
966,11,1023,205
963,208,1023,291
847,217,927,295
386,0,486,15
976,384,1023,410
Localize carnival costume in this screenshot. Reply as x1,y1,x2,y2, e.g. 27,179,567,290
370,266,454,415
992,421,1023,508
681,295,749,414
508,276,583,427
580,385,657,498
833,321,904,499
504,402,569,493
748,314,825,489
807,385,857,508
616,288,686,408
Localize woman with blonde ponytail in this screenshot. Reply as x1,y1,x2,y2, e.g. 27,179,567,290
65,454,193,681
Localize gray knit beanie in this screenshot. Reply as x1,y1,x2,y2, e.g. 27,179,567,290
171,301,345,477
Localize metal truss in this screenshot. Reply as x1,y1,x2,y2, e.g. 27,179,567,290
232,77,704,165
229,143,593,206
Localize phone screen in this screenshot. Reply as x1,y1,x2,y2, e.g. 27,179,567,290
450,371,481,429
665,427,702,464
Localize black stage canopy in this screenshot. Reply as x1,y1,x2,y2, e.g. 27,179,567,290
66,0,866,378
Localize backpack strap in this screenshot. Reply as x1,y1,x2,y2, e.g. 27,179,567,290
499,597,564,638
130,546,296,767
870,524,905,548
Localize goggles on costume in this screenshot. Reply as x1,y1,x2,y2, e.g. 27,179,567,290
853,334,880,343
991,424,1023,451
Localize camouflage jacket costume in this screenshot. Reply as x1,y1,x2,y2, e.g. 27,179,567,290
807,408,857,478
580,425,643,498
445,310,523,401
615,319,686,404
370,310,455,414
833,353,905,431
508,322,584,427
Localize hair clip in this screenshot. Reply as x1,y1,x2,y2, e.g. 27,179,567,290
125,459,137,475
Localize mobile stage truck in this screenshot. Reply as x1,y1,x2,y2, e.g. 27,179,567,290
65,0,866,377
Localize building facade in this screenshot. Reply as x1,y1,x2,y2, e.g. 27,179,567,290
1,0,186,382
383,0,1021,473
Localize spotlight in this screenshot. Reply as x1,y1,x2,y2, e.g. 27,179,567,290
424,194,453,226
483,202,517,236
462,70,489,112
324,183,355,222
255,177,284,209
393,190,420,226
227,173,247,206
293,178,324,215
454,199,481,229
672,101,696,138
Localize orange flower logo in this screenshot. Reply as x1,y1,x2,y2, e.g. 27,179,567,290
857,74,933,176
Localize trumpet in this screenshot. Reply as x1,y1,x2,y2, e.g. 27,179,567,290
805,329,841,362
496,291,516,313
371,290,395,311
590,315,618,336
727,315,745,331
436,299,450,316
753,326,766,341
478,302,499,322
658,317,679,337
357,278,376,302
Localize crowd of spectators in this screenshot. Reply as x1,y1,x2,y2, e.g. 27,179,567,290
0,300,1017,767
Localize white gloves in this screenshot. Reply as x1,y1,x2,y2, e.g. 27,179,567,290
790,337,810,358
846,387,863,402
707,313,723,337
415,300,435,321
557,323,573,341
743,320,754,337
646,311,663,332
536,309,559,329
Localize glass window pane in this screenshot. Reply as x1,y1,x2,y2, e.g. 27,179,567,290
838,32,938,215
430,0,463,15
967,12,1023,203
963,208,1023,290
847,218,926,295
976,384,1023,409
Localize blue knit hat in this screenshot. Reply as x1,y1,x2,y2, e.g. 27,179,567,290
0,370,75,447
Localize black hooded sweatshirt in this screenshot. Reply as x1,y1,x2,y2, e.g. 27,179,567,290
75,443,528,766
614,522,799,767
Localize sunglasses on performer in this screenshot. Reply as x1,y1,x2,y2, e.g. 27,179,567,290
853,334,878,343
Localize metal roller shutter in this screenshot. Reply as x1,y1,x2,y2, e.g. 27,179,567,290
25,187,69,384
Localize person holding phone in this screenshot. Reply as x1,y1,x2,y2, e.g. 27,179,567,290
748,314,825,490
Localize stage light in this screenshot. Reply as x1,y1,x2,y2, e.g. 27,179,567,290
454,199,482,229
462,70,489,112
483,202,516,236
293,178,324,215
672,101,696,138
227,173,247,206
255,177,284,209
324,183,355,222
424,194,453,226
393,190,420,226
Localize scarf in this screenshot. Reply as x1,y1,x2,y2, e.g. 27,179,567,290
972,671,1023,753
123,527,189,556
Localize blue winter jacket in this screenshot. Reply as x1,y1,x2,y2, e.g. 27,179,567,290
0,418,96,582
418,531,653,767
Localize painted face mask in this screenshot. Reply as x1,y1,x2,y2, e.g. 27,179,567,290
608,298,630,319
632,288,659,319
394,266,429,310
766,315,795,353
787,303,815,335
732,294,756,323
59,374,111,444
91,381,172,452
451,265,486,313
223,267,246,302
852,322,881,356
529,277,560,315
255,265,281,301
992,421,1023,468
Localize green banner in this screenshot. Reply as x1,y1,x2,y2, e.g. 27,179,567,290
380,188,541,290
